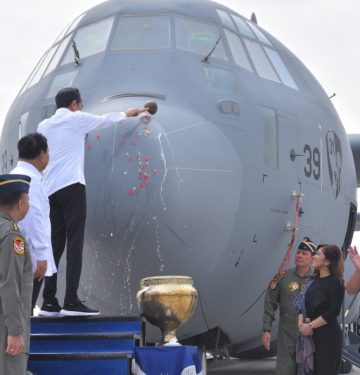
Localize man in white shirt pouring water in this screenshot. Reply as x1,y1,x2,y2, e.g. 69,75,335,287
37,87,142,316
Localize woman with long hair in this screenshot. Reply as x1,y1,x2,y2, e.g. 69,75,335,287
298,244,344,375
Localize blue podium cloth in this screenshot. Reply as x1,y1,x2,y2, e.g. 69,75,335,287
133,346,202,375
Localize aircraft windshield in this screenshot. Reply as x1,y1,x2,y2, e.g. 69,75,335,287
53,14,84,44
245,20,272,46
231,15,254,38
26,46,57,89
111,15,170,50
61,16,114,65
44,34,72,76
244,39,280,83
224,29,253,72
216,9,235,30
175,16,228,61
264,47,299,90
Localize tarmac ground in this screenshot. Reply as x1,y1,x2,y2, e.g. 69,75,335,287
207,357,360,374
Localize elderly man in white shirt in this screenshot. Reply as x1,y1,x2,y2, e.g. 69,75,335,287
11,133,57,314
37,87,142,317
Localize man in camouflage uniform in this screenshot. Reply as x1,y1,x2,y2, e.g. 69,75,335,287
262,237,316,375
0,174,33,375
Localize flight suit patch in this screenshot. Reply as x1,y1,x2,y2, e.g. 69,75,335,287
278,270,288,277
269,278,278,290
13,237,25,255
288,281,299,292
11,222,19,231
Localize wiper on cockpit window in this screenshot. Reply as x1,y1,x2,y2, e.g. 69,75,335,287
72,40,80,65
203,35,222,63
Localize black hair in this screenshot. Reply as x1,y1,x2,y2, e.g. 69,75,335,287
18,133,48,159
55,87,82,109
0,192,25,207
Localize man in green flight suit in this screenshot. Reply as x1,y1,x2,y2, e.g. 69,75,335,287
0,174,33,375
262,237,316,375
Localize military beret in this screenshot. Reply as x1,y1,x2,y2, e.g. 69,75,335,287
0,174,31,195
297,237,316,254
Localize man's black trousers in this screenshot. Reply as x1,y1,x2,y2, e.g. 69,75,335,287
43,183,86,306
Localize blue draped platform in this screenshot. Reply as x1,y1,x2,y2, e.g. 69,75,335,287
132,345,202,375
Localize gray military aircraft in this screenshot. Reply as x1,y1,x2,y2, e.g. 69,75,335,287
0,0,358,358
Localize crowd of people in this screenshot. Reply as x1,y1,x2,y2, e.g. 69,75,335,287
1,87,360,374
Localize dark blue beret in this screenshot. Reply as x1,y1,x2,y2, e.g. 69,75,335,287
0,174,31,195
297,237,316,254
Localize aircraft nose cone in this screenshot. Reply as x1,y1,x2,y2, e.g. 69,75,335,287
81,103,242,313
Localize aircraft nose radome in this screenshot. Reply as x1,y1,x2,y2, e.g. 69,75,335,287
81,105,242,308
83,103,242,223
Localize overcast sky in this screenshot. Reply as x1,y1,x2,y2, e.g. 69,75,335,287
0,0,359,134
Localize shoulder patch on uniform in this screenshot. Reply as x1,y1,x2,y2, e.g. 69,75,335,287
269,278,278,290
11,222,19,231
13,236,25,255
278,270,288,277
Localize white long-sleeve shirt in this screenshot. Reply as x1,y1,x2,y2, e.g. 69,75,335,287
11,161,57,276
37,108,126,196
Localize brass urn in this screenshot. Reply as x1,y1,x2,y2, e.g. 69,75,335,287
136,276,197,344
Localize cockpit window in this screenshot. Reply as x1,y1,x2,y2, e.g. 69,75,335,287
26,46,57,88
216,9,235,30
43,34,72,77
224,29,253,72
231,15,254,38
245,20,272,46
244,39,280,83
46,71,78,99
264,48,299,90
175,16,228,61
111,15,170,50
18,34,72,95
18,53,46,96
53,25,71,45
66,14,85,37
204,67,237,94
61,16,114,65
53,14,84,44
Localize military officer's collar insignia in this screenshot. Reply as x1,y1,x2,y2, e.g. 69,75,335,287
288,281,300,292
13,236,25,255
269,278,278,290
278,270,288,277
11,222,19,231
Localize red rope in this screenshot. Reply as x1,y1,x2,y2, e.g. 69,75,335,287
278,197,301,273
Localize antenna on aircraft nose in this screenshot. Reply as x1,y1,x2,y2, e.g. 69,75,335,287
251,12,258,24
329,93,336,99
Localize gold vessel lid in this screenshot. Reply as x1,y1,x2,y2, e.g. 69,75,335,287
140,275,193,288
